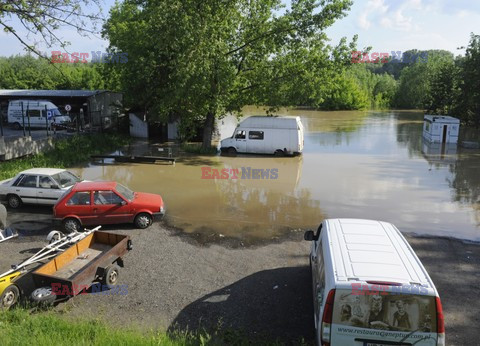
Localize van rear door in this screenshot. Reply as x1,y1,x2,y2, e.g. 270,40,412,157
329,289,442,346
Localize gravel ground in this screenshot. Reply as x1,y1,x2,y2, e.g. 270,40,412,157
1,209,479,345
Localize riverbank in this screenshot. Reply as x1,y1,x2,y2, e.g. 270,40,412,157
0,134,129,180
1,219,478,345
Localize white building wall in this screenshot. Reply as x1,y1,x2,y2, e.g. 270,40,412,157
129,113,148,138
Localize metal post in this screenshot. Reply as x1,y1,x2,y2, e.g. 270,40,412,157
26,104,31,137
45,105,49,137
75,111,79,133
0,103,3,137
21,102,26,137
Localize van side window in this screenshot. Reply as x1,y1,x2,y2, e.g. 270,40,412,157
249,131,264,140
234,130,246,139
27,109,41,118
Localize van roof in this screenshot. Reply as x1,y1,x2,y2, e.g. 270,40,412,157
238,115,301,129
325,219,436,292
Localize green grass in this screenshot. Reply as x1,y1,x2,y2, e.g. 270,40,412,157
0,134,129,180
0,309,292,346
180,143,218,156
0,309,189,346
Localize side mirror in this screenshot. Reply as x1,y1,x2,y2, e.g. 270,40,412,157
120,200,127,206
51,184,60,189
304,230,315,241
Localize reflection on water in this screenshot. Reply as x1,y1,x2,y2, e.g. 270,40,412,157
73,109,480,242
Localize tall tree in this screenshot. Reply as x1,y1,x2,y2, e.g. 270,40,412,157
104,0,353,148
0,0,102,58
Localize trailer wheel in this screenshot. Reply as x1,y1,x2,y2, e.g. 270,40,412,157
0,285,19,309
31,287,56,306
13,122,22,130
102,264,120,288
134,213,152,229
62,218,82,233
7,194,22,209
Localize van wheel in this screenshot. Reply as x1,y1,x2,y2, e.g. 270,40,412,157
274,149,285,157
7,194,22,209
0,285,20,310
13,122,22,130
227,147,237,155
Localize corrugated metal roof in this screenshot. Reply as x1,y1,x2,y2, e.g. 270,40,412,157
0,89,104,97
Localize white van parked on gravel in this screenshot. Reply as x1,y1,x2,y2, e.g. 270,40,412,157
220,116,304,156
304,218,445,346
7,100,71,130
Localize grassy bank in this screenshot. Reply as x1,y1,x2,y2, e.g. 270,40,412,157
180,143,218,155
0,309,286,346
0,134,128,180
0,309,189,346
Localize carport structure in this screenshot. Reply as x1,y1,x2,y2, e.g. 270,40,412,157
0,89,123,133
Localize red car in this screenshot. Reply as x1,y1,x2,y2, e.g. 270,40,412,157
53,181,165,233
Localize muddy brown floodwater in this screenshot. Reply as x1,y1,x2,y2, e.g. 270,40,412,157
72,108,480,243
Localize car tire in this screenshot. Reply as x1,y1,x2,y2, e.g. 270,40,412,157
7,194,22,209
274,149,285,157
62,218,82,233
227,147,237,155
0,285,20,310
134,213,152,229
31,287,57,306
13,122,22,130
102,264,120,288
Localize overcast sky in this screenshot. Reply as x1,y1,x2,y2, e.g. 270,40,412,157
0,0,479,58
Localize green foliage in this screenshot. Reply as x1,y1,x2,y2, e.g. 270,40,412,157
103,0,354,146
180,143,218,156
0,56,108,90
0,309,292,345
0,134,128,181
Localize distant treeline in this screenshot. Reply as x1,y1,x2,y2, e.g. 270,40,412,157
0,33,478,127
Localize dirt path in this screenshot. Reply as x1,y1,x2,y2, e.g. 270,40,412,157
1,221,478,345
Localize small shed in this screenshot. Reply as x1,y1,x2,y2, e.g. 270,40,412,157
423,115,460,143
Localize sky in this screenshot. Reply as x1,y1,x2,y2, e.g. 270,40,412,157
0,0,479,58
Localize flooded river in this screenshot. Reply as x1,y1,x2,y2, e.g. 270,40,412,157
72,109,480,243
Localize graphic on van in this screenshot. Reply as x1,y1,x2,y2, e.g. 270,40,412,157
333,289,437,333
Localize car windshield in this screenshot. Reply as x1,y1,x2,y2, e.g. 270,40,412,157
51,171,81,188
115,183,135,201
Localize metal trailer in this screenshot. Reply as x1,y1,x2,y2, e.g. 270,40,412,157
0,226,101,309
31,231,132,304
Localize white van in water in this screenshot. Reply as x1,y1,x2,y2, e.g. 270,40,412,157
7,100,71,130
304,219,445,346
220,116,304,156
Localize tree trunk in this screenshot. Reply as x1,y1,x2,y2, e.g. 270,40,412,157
202,111,215,149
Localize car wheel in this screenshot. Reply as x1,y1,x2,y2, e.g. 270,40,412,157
13,122,22,130
227,147,237,155
102,264,120,288
62,218,82,233
134,213,152,229
7,194,22,209
31,287,57,306
274,149,285,157
0,285,20,310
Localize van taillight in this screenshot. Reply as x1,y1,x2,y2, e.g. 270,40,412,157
321,289,336,346
436,297,445,333
436,297,445,346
